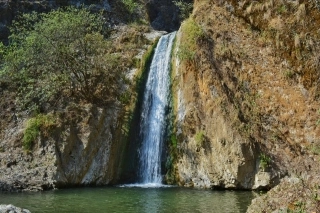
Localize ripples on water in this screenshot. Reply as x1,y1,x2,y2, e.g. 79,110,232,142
0,186,254,213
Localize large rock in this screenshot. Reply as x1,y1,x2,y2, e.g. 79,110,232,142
0,204,31,213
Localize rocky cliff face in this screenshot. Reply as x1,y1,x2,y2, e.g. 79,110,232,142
0,18,159,191
173,0,320,211
173,27,268,190
54,105,126,187
0,103,126,191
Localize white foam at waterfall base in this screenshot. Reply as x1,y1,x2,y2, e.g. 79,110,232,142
118,183,175,188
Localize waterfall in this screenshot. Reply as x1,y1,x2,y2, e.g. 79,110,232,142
138,32,176,185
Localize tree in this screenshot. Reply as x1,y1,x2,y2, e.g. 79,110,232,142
0,7,127,112
173,0,193,21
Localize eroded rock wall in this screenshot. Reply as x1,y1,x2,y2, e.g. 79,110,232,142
173,30,260,189
0,104,126,191
54,105,126,187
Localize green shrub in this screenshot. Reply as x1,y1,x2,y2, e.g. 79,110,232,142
173,0,193,20
171,133,178,148
259,153,271,171
136,37,159,89
23,114,56,151
121,0,138,14
195,131,205,148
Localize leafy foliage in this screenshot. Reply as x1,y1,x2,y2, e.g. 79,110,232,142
259,153,271,171
121,0,138,14
0,7,128,112
173,0,193,20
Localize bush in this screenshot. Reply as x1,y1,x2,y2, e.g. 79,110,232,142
121,0,138,14
23,114,56,151
259,153,271,171
171,133,178,148
195,131,205,148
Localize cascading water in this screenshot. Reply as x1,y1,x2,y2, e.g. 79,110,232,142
138,32,176,185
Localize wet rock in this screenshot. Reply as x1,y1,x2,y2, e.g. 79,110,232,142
0,204,31,213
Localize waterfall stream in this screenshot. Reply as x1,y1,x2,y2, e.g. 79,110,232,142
138,32,176,185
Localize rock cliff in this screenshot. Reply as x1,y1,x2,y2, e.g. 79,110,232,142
173,22,266,190
172,0,320,211
144,0,180,32
0,103,127,191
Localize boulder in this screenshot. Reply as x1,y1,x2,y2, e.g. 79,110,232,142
0,204,31,213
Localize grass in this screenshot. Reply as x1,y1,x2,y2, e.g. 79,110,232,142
176,17,204,61
284,69,295,79
195,131,205,148
309,144,320,155
277,5,287,14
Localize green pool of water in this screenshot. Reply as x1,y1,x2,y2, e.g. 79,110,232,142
0,186,254,213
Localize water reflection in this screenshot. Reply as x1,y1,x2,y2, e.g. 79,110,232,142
0,187,254,213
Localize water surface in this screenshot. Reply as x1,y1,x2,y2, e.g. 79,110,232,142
0,187,254,213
